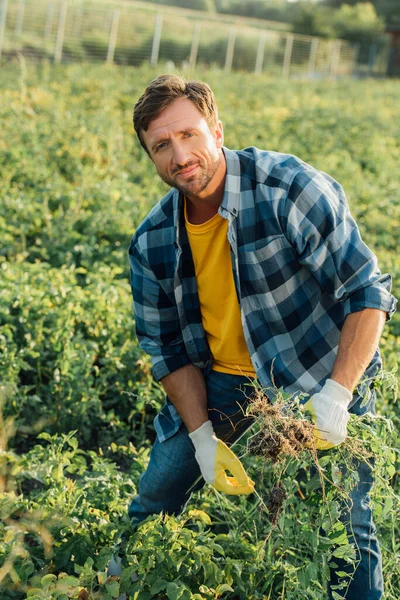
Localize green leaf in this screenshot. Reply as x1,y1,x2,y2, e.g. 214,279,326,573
67,436,78,451
332,545,355,560
97,571,108,585
41,574,57,589
167,582,186,600
387,464,395,478
105,580,120,598
212,543,225,556
150,579,169,594
216,583,234,595
56,575,81,593
187,509,212,525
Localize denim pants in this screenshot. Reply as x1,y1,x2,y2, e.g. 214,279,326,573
128,370,383,599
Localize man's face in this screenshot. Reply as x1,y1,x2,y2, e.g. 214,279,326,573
142,97,224,199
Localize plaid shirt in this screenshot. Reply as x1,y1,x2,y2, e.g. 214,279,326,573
129,147,397,442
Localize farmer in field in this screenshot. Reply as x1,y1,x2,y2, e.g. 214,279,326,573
124,75,396,598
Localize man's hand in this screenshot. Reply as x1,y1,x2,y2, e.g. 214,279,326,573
303,379,352,450
189,421,255,495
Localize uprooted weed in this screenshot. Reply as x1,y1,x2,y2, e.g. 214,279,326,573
246,389,315,463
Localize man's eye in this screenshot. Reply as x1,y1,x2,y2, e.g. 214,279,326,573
184,132,193,138
156,142,168,151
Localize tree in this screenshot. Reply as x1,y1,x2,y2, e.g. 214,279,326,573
322,0,400,25
333,3,386,43
292,4,337,38
292,2,385,44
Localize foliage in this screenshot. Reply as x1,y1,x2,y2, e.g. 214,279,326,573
0,62,399,599
292,2,386,44
323,0,400,26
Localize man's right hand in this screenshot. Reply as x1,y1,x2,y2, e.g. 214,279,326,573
189,420,255,495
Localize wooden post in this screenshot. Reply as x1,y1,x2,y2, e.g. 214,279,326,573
15,0,25,36
0,0,8,60
150,13,162,66
282,33,294,78
329,40,341,80
307,37,318,78
225,28,236,73
352,43,361,77
368,44,377,75
54,0,67,63
107,10,119,64
189,22,200,70
255,32,266,74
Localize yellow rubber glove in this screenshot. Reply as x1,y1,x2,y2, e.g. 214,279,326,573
189,420,255,495
303,379,352,450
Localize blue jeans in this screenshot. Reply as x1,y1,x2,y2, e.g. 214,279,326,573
128,371,383,599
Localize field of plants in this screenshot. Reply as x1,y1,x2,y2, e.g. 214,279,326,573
0,60,399,600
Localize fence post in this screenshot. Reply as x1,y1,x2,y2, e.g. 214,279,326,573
351,43,361,77
150,13,162,66
54,0,67,63
329,40,341,80
307,37,318,78
15,0,25,36
107,9,119,64
282,33,294,78
225,28,236,73
255,32,266,74
44,2,55,38
368,44,377,75
189,22,200,70
0,0,8,60
326,39,335,78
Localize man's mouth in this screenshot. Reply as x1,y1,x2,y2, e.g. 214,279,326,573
176,164,199,178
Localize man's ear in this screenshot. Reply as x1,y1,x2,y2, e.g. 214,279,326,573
215,120,224,149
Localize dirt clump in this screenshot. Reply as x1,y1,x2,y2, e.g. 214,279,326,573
246,392,314,463
267,485,287,525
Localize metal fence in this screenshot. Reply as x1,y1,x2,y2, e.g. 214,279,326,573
0,0,389,78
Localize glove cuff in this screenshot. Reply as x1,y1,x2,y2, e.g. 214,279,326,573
188,420,215,449
322,378,352,407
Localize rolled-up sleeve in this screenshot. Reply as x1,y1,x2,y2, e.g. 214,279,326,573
284,168,397,321
129,240,191,381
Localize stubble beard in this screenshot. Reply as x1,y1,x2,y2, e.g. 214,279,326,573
158,152,221,198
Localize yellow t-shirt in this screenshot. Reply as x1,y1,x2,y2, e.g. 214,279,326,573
185,201,256,378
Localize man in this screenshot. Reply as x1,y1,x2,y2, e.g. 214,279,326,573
125,74,396,598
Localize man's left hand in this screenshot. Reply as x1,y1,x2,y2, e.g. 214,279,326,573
303,379,352,450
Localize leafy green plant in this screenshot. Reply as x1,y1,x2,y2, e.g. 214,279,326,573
0,62,399,599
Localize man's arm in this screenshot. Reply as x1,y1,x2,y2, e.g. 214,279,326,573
160,364,209,432
303,307,387,449
331,308,387,393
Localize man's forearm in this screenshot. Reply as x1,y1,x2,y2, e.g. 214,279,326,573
331,308,386,393
160,364,209,432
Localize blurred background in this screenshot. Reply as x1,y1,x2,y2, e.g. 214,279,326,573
0,0,399,78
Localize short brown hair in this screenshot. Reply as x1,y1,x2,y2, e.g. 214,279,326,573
133,74,218,154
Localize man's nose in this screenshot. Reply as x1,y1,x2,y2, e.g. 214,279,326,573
171,141,191,167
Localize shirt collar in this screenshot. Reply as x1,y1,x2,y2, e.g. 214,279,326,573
219,146,241,218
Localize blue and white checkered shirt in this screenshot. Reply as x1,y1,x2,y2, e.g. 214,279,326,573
129,147,397,442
